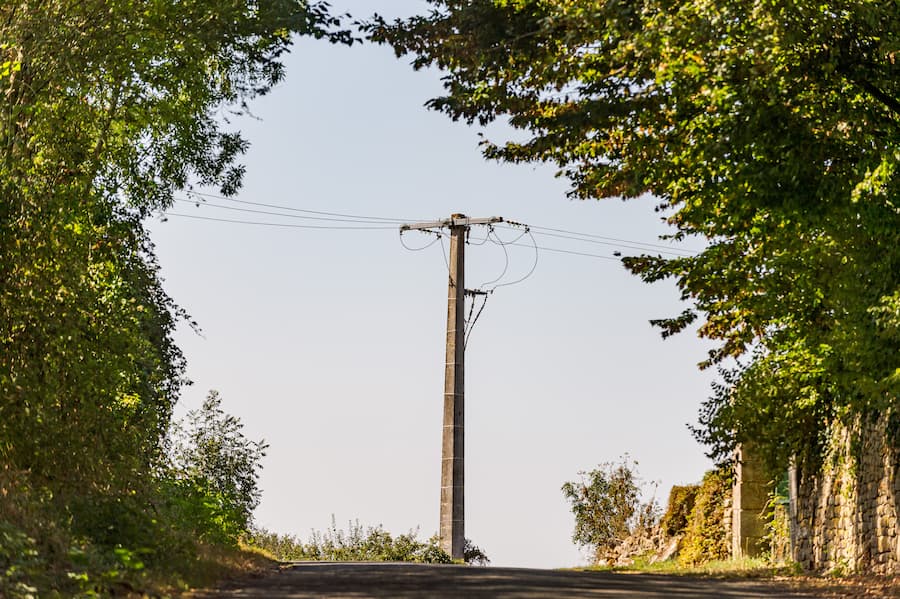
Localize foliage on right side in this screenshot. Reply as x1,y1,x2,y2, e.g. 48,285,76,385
561,457,660,565
368,0,900,477
675,470,731,567
562,458,738,568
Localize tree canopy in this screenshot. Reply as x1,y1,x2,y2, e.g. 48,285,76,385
0,0,347,592
369,0,900,468
1,0,346,488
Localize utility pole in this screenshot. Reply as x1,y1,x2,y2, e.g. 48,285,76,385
400,214,503,560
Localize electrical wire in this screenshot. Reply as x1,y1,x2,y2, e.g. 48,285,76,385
163,204,684,262
464,293,477,339
181,191,691,255
521,228,696,257
464,293,489,350
182,190,416,222
171,194,696,258
438,233,451,273
173,197,403,225
504,223,700,255
491,226,530,246
489,230,541,290
399,230,442,251
478,229,509,289
507,239,624,261
466,226,491,246
161,212,396,230
165,212,629,260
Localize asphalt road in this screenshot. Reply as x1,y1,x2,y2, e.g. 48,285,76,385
189,562,823,598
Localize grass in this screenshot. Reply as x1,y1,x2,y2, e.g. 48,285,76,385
571,556,802,578
145,542,278,597
570,557,900,598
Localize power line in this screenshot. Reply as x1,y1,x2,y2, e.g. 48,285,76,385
478,229,509,288
466,227,491,246
504,238,624,261
522,229,695,257
438,233,451,272
489,229,541,289
179,192,697,256
173,197,404,225
399,230,443,251
490,226,530,246
181,190,416,222
164,203,691,262
464,293,489,349
500,223,700,255
161,212,396,230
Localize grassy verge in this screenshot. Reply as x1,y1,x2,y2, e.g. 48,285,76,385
571,558,900,598
70,541,277,597
572,557,799,577
0,514,277,599
159,543,278,596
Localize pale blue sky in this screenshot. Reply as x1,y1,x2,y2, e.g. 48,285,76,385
147,1,718,568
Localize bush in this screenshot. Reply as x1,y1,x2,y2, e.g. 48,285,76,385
167,390,268,544
679,469,731,566
463,539,490,566
0,521,44,599
0,391,268,596
561,457,659,563
660,485,700,537
249,519,489,565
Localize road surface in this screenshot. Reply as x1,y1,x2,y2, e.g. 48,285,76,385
189,562,822,598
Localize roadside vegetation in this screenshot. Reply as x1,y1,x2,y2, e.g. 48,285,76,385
561,458,900,599
249,520,490,565
0,390,271,597
561,457,660,566
0,0,348,596
562,459,736,570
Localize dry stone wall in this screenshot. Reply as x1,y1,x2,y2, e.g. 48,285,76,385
791,411,900,573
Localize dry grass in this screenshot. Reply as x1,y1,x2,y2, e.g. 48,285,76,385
573,557,794,577
157,543,278,597
782,574,900,599
573,558,900,598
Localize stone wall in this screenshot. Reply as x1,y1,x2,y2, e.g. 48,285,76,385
791,412,900,573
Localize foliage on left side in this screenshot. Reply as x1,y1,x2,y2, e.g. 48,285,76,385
0,1,347,595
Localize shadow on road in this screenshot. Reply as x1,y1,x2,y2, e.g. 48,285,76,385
190,562,820,598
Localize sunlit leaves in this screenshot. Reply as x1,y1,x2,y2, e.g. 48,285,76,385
371,0,900,470
0,0,345,579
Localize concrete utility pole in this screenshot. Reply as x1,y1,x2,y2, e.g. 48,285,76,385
400,214,502,560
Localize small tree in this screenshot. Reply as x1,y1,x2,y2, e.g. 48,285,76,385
561,457,652,563
169,390,268,539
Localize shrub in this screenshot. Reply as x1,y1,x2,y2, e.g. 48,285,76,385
249,519,489,565
561,457,659,563
0,521,44,599
679,469,731,566
463,539,490,566
167,390,268,544
660,485,700,537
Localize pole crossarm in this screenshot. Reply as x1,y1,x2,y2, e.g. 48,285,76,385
400,216,503,231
